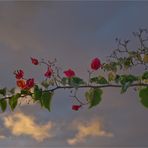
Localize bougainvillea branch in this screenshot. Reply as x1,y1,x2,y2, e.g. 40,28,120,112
0,83,147,100
0,28,148,112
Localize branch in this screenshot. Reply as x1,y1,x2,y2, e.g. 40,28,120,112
0,83,147,102
48,83,148,92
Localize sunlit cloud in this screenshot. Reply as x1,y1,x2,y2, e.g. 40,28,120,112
3,112,55,142
15,88,35,106
67,118,113,145
0,135,6,140
18,96,34,106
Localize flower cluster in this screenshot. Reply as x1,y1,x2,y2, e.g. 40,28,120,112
63,57,101,79
91,58,101,70
72,105,82,111
64,69,75,78
62,57,101,111
14,70,35,90
44,67,53,78
14,57,102,111
16,79,34,90
31,57,39,65
14,70,24,79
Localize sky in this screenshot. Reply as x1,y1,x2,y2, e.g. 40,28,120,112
0,1,148,148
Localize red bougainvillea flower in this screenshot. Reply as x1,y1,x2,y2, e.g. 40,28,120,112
26,78,35,89
17,78,34,90
72,105,82,111
91,58,101,70
31,57,39,65
14,69,24,79
16,79,26,89
44,67,53,78
64,69,75,78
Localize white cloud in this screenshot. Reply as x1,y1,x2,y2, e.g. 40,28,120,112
67,118,113,145
3,112,55,142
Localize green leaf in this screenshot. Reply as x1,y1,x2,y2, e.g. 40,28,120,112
71,77,85,87
85,91,90,102
61,77,69,85
143,54,148,63
9,88,15,94
115,75,120,83
102,63,111,71
119,75,138,85
90,76,108,84
139,87,148,108
110,62,117,72
9,93,21,111
33,85,42,101
0,99,7,112
21,89,32,95
90,77,99,83
126,75,138,82
41,91,53,111
119,74,138,93
33,85,43,106
121,81,131,93
124,57,132,69
0,88,6,96
119,75,127,85
98,76,108,84
85,88,103,108
108,71,116,81
142,71,148,79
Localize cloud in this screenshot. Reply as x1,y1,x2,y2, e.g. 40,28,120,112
18,96,34,106
0,124,7,140
0,135,6,140
3,112,54,142
14,88,35,106
67,118,113,145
